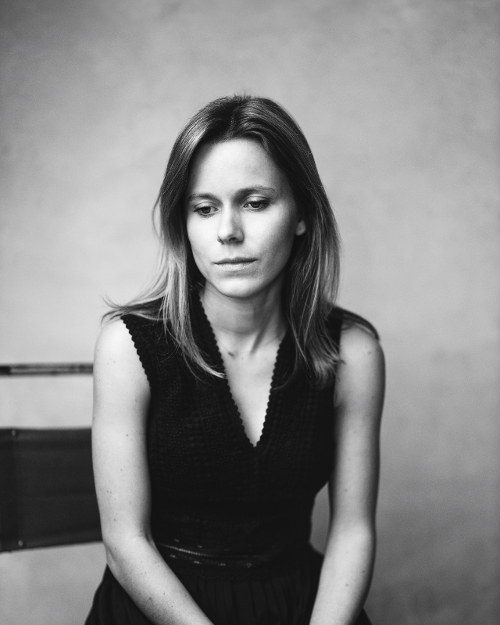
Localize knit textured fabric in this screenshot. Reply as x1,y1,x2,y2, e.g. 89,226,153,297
85,296,377,624
120,294,341,580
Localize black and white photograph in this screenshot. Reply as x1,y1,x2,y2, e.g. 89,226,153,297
0,1,498,624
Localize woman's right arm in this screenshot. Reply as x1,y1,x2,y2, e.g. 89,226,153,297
92,319,213,625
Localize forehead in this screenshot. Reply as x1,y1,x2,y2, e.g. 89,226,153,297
187,138,287,193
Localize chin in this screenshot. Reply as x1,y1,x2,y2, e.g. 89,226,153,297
206,275,281,302
212,284,260,301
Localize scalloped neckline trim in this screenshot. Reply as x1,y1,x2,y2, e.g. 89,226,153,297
193,294,289,451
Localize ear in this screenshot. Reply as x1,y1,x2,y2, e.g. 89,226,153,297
295,218,306,236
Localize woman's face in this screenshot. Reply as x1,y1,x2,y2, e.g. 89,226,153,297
185,138,306,301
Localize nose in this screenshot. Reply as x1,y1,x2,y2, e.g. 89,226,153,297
217,207,243,244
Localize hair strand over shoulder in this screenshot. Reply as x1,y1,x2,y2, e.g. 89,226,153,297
106,94,342,388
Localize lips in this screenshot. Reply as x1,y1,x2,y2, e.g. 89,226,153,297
214,257,257,265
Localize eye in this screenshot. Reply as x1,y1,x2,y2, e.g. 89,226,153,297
194,205,217,217
244,199,269,210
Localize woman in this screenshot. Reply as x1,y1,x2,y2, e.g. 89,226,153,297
86,95,385,625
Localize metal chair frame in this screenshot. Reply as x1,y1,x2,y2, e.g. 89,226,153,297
0,363,101,552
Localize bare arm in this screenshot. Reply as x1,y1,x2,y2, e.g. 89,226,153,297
92,319,213,625
309,324,385,625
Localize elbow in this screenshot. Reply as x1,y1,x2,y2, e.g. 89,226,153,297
326,519,377,558
102,532,127,580
103,538,124,577
347,520,376,548
355,522,376,555
101,529,154,582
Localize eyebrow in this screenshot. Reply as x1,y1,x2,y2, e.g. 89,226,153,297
187,186,278,203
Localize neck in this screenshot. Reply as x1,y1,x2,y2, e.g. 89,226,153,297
199,282,286,356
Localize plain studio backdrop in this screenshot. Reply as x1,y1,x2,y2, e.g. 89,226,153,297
0,1,499,624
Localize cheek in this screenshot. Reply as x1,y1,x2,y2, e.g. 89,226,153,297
186,221,206,257
266,215,299,253
187,237,210,282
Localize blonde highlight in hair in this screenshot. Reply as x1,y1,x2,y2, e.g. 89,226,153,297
106,95,341,387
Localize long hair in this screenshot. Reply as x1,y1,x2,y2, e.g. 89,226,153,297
108,95,341,387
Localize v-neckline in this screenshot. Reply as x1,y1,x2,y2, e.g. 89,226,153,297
195,294,288,451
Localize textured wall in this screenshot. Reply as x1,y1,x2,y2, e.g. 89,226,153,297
1,1,499,623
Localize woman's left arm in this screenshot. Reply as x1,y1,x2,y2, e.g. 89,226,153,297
310,323,385,625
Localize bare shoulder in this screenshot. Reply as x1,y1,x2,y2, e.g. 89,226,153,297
94,318,148,390
339,322,384,369
95,318,133,356
335,322,385,410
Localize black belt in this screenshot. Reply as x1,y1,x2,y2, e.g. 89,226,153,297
156,538,307,570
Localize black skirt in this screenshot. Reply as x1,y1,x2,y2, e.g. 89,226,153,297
85,546,372,625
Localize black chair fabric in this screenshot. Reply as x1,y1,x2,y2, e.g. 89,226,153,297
0,428,101,552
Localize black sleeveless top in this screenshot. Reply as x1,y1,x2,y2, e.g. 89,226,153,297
121,295,342,580
85,298,375,625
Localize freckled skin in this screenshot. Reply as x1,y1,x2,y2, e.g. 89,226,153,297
91,134,384,625
185,139,306,302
